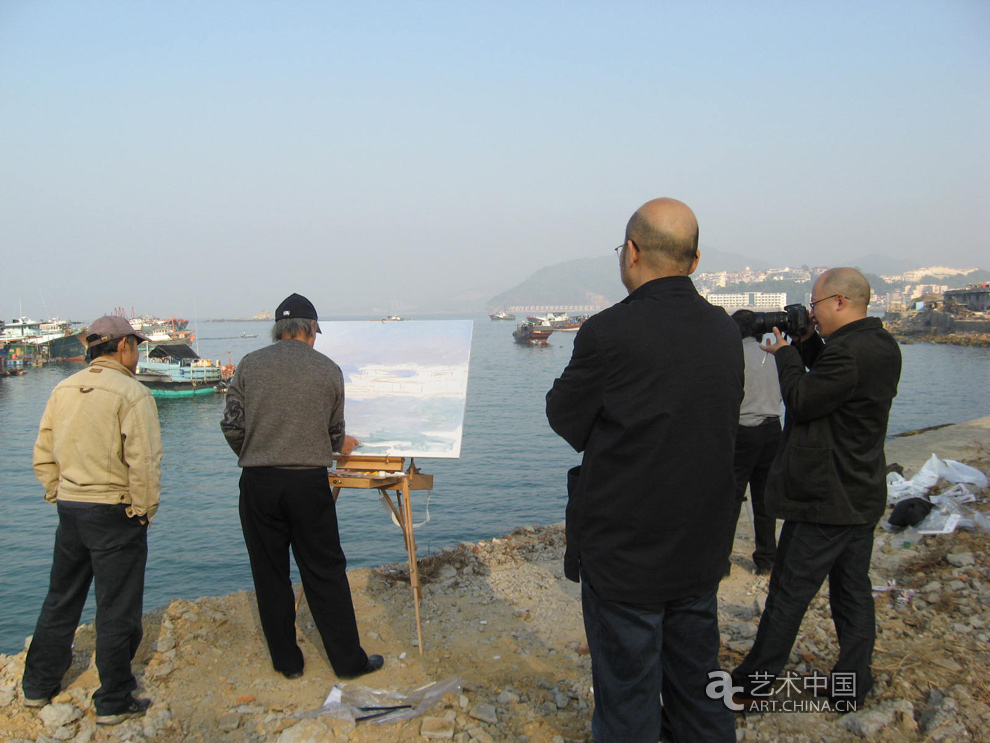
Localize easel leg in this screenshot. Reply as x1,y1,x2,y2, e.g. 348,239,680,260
398,479,424,653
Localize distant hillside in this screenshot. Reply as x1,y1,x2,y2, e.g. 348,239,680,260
837,253,917,276
486,244,765,309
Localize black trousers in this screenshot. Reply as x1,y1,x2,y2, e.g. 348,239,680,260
238,467,368,677
728,419,781,569
581,570,735,743
732,520,877,705
22,503,147,715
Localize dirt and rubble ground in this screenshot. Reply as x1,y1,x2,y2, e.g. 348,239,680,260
2,419,989,743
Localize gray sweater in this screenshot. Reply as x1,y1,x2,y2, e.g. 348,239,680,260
221,339,346,468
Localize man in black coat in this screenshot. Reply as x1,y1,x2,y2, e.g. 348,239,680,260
547,198,744,743
731,267,901,711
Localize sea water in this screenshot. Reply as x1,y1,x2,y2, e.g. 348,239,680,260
1,318,988,652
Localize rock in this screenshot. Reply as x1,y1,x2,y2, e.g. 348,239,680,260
236,704,268,714
143,707,172,738
730,622,758,639
218,712,241,731
496,690,519,705
39,702,83,728
276,719,330,743
439,565,458,580
421,716,456,739
839,704,898,736
0,687,15,706
947,552,976,568
552,691,570,709
469,702,498,724
156,634,176,653
932,656,963,672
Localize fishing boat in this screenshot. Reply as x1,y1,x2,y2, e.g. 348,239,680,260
136,343,231,398
512,322,554,345
45,330,87,360
551,314,587,332
489,310,516,321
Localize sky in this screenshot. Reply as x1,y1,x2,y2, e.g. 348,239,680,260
1,1,987,321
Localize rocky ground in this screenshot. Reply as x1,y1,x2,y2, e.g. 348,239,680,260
2,422,989,743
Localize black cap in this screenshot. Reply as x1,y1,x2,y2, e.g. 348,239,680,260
275,293,321,333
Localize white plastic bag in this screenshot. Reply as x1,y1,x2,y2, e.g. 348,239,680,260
887,454,988,505
296,676,463,725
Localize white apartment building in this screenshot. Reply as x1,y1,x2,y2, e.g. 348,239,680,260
706,292,787,309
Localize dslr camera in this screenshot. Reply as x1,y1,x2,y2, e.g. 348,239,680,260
751,303,811,338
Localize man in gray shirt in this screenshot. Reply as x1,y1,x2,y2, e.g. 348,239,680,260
727,310,783,575
221,293,382,680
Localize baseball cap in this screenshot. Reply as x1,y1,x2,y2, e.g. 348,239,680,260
84,315,150,347
275,293,322,333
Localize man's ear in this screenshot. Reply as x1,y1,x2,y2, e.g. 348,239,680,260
687,249,701,275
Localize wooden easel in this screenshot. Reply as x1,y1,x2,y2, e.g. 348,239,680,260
320,455,434,653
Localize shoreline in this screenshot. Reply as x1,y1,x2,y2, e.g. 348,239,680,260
1,418,988,742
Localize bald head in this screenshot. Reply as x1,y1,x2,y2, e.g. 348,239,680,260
625,198,700,275
819,267,871,307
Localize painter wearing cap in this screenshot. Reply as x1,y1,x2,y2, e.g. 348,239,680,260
221,293,382,681
274,294,322,334
84,315,150,347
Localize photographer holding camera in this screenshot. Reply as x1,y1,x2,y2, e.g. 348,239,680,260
731,267,901,710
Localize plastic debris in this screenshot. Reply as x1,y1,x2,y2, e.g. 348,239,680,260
887,454,988,504
296,676,462,725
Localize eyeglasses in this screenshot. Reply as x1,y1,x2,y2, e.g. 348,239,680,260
809,293,840,310
614,240,638,257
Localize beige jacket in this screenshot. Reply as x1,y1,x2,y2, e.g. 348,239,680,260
33,357,163,522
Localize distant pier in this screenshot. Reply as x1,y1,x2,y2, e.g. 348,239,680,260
506,305,603,313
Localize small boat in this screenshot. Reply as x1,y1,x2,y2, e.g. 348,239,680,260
513,322,554,345
136,343,232,398
551,314,587,332
379,315,408,322
240,332,258,338
489,310,516,321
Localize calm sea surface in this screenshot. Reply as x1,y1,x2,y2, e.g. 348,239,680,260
1,317,988,652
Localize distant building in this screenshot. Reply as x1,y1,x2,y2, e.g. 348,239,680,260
900,266,977,282
706,292,787,310
944,284,990,313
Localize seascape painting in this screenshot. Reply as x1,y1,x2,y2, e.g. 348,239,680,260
314,321,473,458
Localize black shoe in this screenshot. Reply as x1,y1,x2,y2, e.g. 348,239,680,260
754,564,773,575
339,654,384,679
96,698,152,726
280,669,304,680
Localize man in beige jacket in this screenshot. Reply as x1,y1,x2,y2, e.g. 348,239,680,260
23,315,162,726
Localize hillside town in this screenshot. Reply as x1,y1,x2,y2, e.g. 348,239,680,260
695,264,985,312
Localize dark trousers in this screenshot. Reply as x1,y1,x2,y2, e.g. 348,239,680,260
732,520,877,704
581,571,735,743
238,467,368,677
728,419,780,570
22,503,147,715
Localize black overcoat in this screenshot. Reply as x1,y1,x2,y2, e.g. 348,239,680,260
546,276,744,604
766,316,901,524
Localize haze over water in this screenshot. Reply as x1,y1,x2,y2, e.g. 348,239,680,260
1,318,988,652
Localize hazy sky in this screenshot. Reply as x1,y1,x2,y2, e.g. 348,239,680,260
2,1,987,320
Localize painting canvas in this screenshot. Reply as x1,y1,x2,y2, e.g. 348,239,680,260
314,321,473,459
